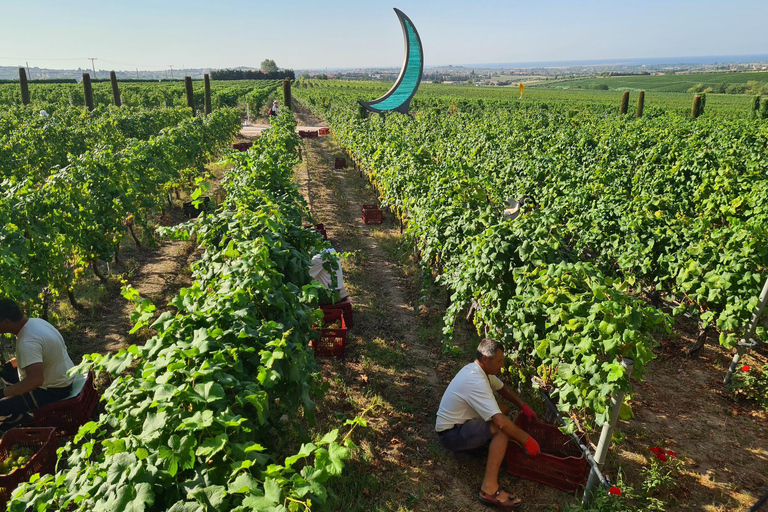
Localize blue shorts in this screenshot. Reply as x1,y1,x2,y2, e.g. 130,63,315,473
437,419,493,452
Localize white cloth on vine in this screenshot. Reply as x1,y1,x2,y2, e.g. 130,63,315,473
16,319,75,389
435,361,504,432
309,249,349,300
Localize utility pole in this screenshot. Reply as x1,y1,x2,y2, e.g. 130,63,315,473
25,62,31,80
169,65,174,80
88,57,97,78
136,68,139,79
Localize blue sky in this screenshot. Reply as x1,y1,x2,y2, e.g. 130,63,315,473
1,0,767,70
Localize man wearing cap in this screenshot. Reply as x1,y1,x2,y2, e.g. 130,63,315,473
436,338,540,510
0,299,75,431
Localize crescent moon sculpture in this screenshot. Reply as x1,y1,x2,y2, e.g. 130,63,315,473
359,8,423,115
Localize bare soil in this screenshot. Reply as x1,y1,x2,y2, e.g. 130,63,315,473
291,101,768,512
53,208,200,363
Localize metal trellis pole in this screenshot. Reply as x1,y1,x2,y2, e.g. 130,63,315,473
583,357,634,505
724,276,768,385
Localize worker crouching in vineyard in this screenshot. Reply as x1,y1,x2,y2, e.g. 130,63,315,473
269,100,279,117
0,299,75,432
436,338,540,510
309,248,348,305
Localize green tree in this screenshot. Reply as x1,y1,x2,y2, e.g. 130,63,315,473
261,59,278,73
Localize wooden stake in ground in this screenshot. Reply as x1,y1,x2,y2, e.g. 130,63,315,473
204,74,212,115
620,90,629,115
83,73,94,111
185,76,195,115
283,78,292,110
692,94,702,118
110,71,121,107
637,90,645,118
19,67,30,105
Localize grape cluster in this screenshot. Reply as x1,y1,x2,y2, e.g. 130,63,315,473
0,446,35,475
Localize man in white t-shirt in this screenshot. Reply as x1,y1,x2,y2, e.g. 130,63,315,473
436,338,540,510
0,299,75,431
309,248,349,305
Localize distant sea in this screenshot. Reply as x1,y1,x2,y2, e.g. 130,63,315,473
465,55,768,69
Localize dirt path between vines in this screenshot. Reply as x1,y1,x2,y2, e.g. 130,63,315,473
292,102,580,512
55,163,235,363
292,102,768,512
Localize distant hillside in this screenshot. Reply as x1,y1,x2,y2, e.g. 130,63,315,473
536,70,768,94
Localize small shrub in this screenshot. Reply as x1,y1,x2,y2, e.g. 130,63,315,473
728,363,768,409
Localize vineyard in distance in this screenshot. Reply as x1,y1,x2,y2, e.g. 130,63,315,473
0,72,766,512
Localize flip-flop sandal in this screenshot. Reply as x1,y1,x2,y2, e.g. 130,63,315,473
479,488,522,509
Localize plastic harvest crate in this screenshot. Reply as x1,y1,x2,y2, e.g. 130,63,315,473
232,142,253,152
33,371,98,436
318,127,330,136
361,204,383,225
311,309,347,357
321,297,353,329
304,223,328,241
0,427,57,504
506,415,590,492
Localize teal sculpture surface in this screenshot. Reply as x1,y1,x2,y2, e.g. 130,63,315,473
359,8,423,115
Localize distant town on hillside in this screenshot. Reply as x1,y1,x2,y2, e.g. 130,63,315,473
1,54,766,84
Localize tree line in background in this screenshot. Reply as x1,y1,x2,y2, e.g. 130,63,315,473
211,69,295,81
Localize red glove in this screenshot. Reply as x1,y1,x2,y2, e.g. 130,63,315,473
524,435,540,457
520,403,538,422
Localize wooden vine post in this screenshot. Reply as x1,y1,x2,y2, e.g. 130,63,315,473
19,67,30,105
637,90,645,118
82,73,94,111
204,74,212,115
691,94,702,118
619,90,629,115
283,78,292,110
185,76,195,115
110,71,121,107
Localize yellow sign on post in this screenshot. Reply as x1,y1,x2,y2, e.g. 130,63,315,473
518,82,526,99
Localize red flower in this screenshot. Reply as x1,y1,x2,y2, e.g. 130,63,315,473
666,450,676,458
608,486,622,496
655,453,668,462
649,447,664,455
742,365,751,372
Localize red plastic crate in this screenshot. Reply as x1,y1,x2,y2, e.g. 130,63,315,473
361,204,382,224
506,415,590,492
311,309,347,357
33,371,98,436
0,427,57,504
334,158,346,169
299,130,318,138
232,142,253,152
318,127,329,136
304,223,328,241
321,297,353,329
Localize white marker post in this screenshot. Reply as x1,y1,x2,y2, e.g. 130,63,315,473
583,357,634,505
724,276,768,384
